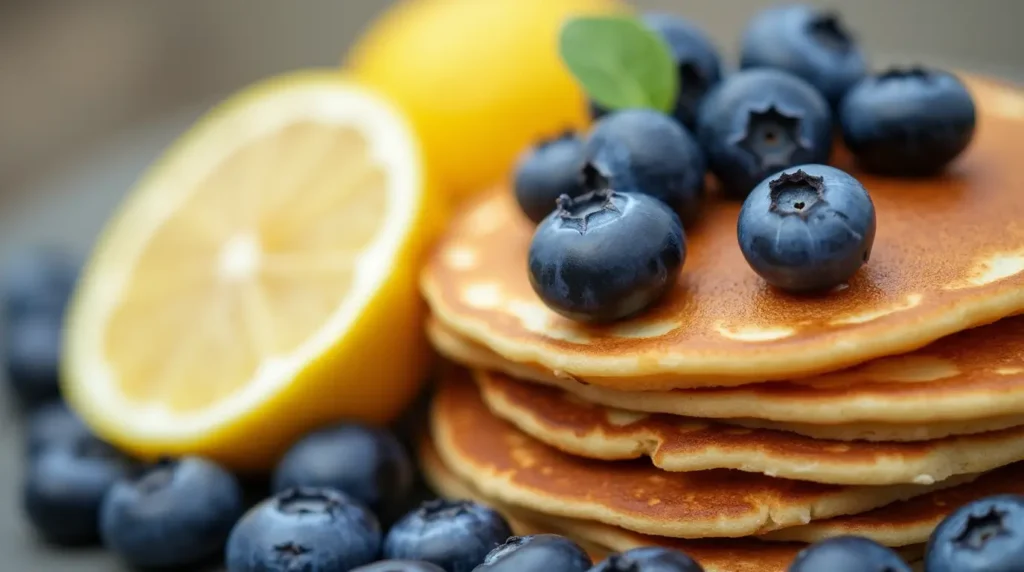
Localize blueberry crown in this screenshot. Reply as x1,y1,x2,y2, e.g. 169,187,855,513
555,189,620,233
416,498,474,520
276,487,343,514
954,504,1008,549
273,542,311,556
807,12,854,52
768,169,826,217
878,67,933,81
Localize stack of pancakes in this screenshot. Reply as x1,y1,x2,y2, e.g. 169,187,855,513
416,76,1024,571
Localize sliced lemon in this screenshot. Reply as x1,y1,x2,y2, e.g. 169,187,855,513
63,70,440,470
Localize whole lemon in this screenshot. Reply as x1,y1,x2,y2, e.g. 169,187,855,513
347,0,624,205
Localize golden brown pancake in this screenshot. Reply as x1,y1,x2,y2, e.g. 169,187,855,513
420,77,1024,390
429,316,1024,428
421,439,927,572
432,368,975,539
474,368,1024,485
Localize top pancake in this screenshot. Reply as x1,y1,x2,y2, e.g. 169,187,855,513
420,77,1024,390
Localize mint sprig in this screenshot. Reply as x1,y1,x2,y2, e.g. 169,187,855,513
559,15,677,114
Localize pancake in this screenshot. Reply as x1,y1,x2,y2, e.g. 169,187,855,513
474,369,1024,485
761,461,1024,545
421,439,927,572
729,416,1024,443
432,368,975,539
429,316,1024,428
420,76,1024,390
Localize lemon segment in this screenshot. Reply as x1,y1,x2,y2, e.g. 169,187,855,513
63,71,438,470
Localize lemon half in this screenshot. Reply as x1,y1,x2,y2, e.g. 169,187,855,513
63,71,439,470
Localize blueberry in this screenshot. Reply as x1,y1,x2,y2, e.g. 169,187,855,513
272,423,413,524
3,315,64,406
227,487,381,572
740,4,867,108
582,109,705,223
22,431,133,545
789,536,911,572
737,164,875,293
24,401,88,458
473,534,591,572
528,190,685,323
1,248,78,321
642,13,723,126
2,249,78,405
514,132,586,224
383,499,512,572
590,546,704,572
100,456,244,568
840,67,976,177
696,69,832,199
925,494,1024,572
591,14,722,129
352,561,446,572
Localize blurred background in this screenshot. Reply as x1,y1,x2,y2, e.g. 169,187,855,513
0,0,1021,569
2,0,1022,204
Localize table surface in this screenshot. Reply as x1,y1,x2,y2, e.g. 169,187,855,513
3,66,1023,570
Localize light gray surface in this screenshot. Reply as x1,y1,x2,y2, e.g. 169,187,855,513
1,2,1023,568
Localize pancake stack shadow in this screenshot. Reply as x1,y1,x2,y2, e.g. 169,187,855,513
416,77,1024,572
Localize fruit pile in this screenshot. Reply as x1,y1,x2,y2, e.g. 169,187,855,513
517,6,975,322
6,254,1022,571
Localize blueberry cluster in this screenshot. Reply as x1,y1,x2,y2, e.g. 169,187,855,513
515,6,976,320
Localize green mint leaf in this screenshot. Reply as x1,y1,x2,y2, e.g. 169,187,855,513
559,15,678,113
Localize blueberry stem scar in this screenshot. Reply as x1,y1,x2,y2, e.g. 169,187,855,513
955,506,1008,549
768,169,826,218
878,67,932,81
807,13,853,52
555,190,618,233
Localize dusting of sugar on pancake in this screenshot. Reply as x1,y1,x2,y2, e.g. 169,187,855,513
830,294,923,325
605,409,649,427
462,282,503,309
610,320,679,338
996,367,1024,375
944,251,1024,289
443,245,478,270
715,322,796,342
